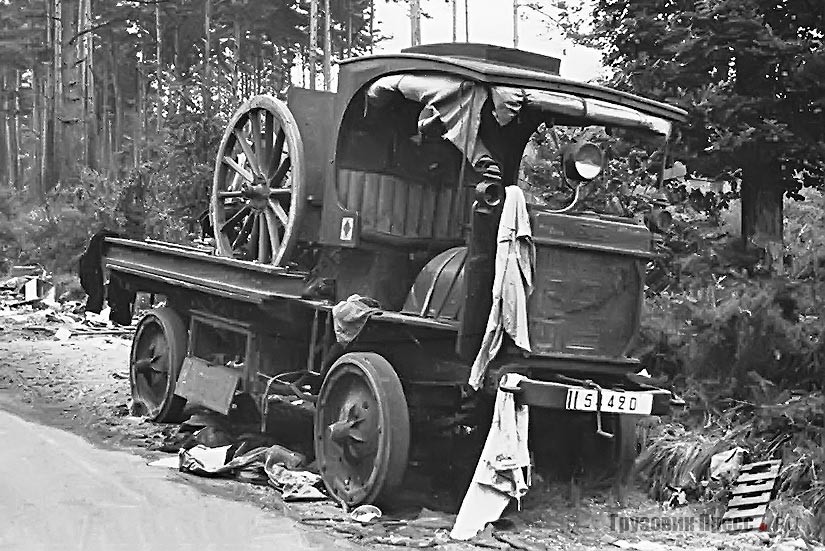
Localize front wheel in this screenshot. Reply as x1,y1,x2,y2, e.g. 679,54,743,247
315,352,410,507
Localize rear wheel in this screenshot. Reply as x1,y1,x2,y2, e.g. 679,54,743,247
129,307,188,422
315,352,410,507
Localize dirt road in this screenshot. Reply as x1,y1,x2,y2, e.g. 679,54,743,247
0,407,349,551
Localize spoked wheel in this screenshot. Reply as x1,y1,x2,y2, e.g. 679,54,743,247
129,307,187,422
315,353,410,507
212,95,306,265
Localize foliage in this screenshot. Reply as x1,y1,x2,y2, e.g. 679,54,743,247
627,190,825,542
562,0,825,240
0,0,381,273
520,124,671,218
0,108,225,273
639,390,825,541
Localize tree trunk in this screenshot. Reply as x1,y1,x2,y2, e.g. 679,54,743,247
464,0,469,41
202,0,212,118
100,55,110,175
135,44,145,167
309,0,318,90
512,0,519,48
233,18,241,100
155,1,163,133
410,0,421,46
254,53,260,95
346,0,353,57
741,159,784,272
32,67,42,193
109,40,123,175
0,72,9,187
9,70,20,188
323,0,331,90
452,0,457,42
44,0,62,191
174,26,181,114
79,0,96,170
369,0,374,53
61,0,82,181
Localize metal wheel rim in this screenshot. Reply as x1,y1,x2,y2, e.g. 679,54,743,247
317,364,390,506
212,95,305,265
130,318,171,414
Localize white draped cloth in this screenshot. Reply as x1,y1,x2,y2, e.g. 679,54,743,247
450,373,531,540
468,185,535,390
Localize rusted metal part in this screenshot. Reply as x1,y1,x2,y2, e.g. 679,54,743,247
402,246,466,320
175,357,241,416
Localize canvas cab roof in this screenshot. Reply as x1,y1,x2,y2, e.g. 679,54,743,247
339,43,688,124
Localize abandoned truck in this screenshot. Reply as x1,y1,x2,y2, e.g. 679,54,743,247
80,43,688,507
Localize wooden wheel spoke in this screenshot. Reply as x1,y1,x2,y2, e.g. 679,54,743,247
233,127,263,179
269,156,291,187
264,208,280,257
223,155,253,183
218,190,244,199
220,204,251,234
250,109,263,167
256,213,271,263
268,199,289,226
247,212,261,256
268,127,286,180
263,111,275,178
231,211,255,249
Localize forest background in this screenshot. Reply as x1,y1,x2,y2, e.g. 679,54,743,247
0,0,824,541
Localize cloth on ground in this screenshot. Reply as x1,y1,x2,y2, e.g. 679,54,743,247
450,373,531,541
177,442,326,500
265,463,326,501
332,294,382,345
178,444,267,476
468,186,535,390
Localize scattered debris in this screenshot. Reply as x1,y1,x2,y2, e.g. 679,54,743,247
350,504,382,524
722,460,782,532
710,447,747,483
148,456,180,468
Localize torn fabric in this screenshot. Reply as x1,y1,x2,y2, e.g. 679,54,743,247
450,373,531,540
365,74,487,161
332,294,382,345
468,186,535,390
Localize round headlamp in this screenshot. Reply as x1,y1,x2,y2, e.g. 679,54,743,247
563,142,604,181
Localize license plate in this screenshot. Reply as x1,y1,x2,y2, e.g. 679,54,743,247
565,388,653,415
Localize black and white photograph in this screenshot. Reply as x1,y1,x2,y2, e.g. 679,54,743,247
1,0,824,549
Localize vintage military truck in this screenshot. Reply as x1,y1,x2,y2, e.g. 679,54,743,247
83,43,688,507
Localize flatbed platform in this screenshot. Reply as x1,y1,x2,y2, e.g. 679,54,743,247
104,238,460,331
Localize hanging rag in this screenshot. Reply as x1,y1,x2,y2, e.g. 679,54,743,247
450,373,531,541
468,186,535,390
332,294,382,345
